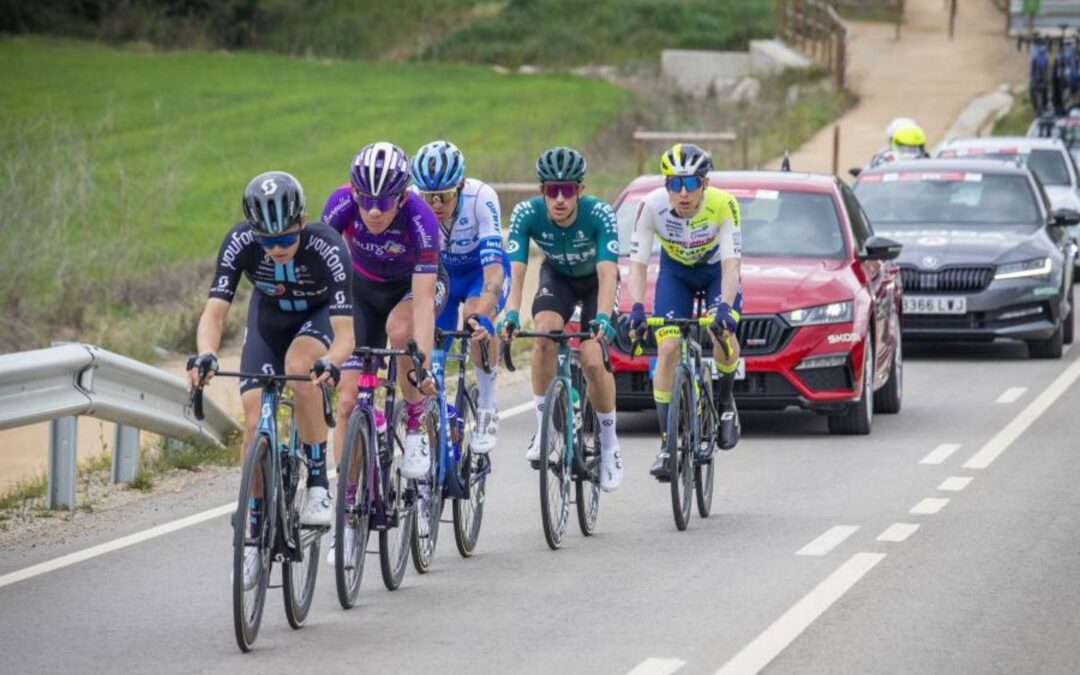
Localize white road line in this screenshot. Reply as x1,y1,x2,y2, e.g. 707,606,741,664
909,498,949,515
919,443,961,465
995,387,1027,404
965,355,1080,470
0,398,538,590
795,526,860,557
627,658,686,675
500,400,535,420
876,523,920,543
715,552,886,675
938,476,973,492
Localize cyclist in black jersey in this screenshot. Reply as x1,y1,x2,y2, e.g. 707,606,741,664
187,172,355,533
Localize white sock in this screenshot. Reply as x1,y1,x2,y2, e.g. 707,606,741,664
476,367,497,409
534,395,546,436
597,410,618,450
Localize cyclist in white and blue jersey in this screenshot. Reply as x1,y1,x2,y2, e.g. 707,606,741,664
411,140,510,453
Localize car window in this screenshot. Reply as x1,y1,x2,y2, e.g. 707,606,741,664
735,190,846,258
840,184,871,252
1027,149,1072,186
854,172,1042,226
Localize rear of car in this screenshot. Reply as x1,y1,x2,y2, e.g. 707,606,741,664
854,159,1077,358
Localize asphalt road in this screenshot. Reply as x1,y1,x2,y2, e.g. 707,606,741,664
2,326,1080,674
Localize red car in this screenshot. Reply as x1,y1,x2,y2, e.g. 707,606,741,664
603,170,905,434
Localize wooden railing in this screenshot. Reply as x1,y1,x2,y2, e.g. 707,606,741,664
775,0,851,89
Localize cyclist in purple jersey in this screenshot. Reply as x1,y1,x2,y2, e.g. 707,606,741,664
321,142,442,483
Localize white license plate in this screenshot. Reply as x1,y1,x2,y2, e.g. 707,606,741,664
650,357,745,380
903,296,967,315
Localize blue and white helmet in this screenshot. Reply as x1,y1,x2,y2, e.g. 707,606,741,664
411,140,465,191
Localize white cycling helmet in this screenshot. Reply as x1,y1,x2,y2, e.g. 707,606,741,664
886,117,917,145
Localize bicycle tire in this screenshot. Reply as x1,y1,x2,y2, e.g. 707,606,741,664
694,370,717,518
233,435,272,652
282,453,320,629
539,377,571,550
380,401,414,590
411,398,444,574
453,385,486,558
575,393,601,536
334,409,372,609
667,366,694,531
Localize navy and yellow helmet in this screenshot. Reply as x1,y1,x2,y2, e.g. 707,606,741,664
660,143,712,177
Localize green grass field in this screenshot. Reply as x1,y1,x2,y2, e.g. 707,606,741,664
0,36,627,353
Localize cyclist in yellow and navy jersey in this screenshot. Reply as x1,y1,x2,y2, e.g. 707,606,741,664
625,144,743,479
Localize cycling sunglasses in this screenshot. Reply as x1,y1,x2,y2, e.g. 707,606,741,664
254,231,300,249
665,176,704,193
419,188,459,205
355,191,404,212
542,182,579,200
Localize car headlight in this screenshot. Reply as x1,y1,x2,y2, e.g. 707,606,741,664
784,301,853,326
994,257,1052,280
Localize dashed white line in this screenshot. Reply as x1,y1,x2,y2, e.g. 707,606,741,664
796,525,860,557
715,552,886,675
995,387,1027,404
910,498,949,515
919,444,961,465
965,356,1080,470
627,657,686,675
876,523,920,542
938,476,973,492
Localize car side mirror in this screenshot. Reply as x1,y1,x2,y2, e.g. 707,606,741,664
1051,208,1080,227
849,167,863,178
859,236,903,261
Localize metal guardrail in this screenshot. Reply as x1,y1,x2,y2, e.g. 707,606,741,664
0,343,240,509
1009,0,1080,35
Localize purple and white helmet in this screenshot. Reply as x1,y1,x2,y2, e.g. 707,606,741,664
350,142,411,196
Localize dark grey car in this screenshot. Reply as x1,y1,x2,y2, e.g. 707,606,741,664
854,159,1078,358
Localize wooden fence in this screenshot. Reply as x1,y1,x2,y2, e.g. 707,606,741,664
775,0,851,89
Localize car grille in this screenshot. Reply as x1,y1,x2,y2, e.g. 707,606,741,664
900,266,994,294
904,302,1050,330
615,315,791,356
733,372,800,397
796,365,853,392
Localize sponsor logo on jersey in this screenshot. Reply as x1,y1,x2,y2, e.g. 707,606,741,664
506,240,521,254
220,228,255,271
305,236,348,282
606,240,620,255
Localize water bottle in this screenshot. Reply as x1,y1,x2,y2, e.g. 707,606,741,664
374,409,389,461
571,387,582,434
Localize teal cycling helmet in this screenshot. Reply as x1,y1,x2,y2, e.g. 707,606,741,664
411,140,465,191
536,146,587,183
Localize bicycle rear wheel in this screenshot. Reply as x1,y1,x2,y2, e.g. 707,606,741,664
233,435,272,652
694,370,717,518
453,385,486,557
283,454,321,629
539,377,572,550
411,399,444,573
335,409,372,609
575,394,601,536
380,401,415,590
667,367,694,531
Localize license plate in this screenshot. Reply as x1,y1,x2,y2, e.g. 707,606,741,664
903,296,967,314
650,357,746,380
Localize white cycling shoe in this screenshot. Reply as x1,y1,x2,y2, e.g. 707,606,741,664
471,408,499,455
599,443,623,493
525,434,541,462
326,527,358,569
241,546,260,590
300,486,332,527
401,431,431,479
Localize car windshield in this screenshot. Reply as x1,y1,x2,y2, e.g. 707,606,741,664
855,172,1041,226
615,188,846,259
940,148,1071,186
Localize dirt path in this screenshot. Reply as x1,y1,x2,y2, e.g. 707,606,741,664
776,0,1024,174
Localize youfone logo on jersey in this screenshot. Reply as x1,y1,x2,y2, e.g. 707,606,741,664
220,228,256,271
305,236,348,282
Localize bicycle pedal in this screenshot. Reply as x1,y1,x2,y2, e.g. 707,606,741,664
529,460,541,471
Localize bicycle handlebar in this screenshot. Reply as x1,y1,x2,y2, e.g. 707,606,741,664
435,328,492,374
500,328,611,374
630,316,733,359
188,370,336,427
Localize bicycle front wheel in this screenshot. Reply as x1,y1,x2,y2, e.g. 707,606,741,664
282,453,321,629
694,370,717,518
575,394,601,536
453,384,486,558
539,377,572,550
335,409,372,609
380,401,415,590
411,399,444,574
233,435,272,652
667,367,694,531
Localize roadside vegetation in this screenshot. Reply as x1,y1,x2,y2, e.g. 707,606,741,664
992,94,1034,136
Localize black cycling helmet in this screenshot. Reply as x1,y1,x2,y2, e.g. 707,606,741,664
242,171,305,234
536,146,587,183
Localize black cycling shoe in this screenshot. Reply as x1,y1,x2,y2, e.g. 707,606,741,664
718,404,741,450
649,452,671,481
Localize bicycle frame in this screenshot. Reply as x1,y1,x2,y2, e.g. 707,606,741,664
431,331,491,500
349,350,406,531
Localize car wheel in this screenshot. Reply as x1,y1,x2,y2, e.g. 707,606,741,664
828,339,873,435
1064,289,1075,346
873,316,902,414
1028,321,1064,359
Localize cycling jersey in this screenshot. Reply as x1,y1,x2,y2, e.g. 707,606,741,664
506,195,620,278
630,186,741,267
429,178,506,273
209,221,353,316
322,186,440,282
